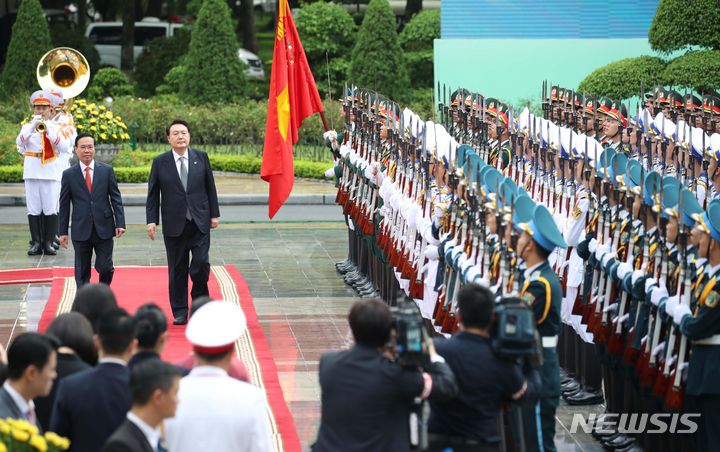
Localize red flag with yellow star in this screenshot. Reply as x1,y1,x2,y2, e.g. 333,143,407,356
261,0,324,219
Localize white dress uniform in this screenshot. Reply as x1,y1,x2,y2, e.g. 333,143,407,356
164,301,273,452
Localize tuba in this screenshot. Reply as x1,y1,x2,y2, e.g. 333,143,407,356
36,47,90,109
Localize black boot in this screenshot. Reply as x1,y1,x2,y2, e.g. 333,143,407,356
42,214,57,256
27,215,42,256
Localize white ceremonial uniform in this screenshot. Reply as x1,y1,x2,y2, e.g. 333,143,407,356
165,366,272,452
16,120,73,215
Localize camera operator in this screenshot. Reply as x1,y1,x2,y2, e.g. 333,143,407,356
312,298,458,452
427,284,539,452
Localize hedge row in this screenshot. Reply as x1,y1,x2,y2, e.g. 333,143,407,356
0,157,332,183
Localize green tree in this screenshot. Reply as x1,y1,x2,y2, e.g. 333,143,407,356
663,51,720,93
87,67,134,100
295,2,356,98
398,9,439,87
0,0,53,94
649,0,720,53
349,0,408,99
180,0,247,103
577,56,666,99
134,29,192,97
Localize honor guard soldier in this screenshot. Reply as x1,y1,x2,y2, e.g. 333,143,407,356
668,200,720,451
515,203,567,452
16,90,73,256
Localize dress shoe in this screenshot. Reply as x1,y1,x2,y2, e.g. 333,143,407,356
173,316,188,325
602,434,634,450
561,387,583,400
561,379,581,393
613,442,642,452
592,423,617,440
565,389,604,405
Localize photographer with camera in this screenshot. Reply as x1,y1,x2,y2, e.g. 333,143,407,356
427,284,539,452
312,298,458,452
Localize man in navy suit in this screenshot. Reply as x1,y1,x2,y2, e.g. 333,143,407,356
145,119,220,325
50,308,137,452
59,133,125,287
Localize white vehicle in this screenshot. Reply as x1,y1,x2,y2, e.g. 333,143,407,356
85,18,265,79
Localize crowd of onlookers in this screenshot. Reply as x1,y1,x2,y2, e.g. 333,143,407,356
0,283,272,452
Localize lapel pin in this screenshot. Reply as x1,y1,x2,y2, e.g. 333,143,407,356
194,161,198,165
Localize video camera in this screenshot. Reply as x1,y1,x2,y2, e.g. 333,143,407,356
391,298,430,369
492,296,543,367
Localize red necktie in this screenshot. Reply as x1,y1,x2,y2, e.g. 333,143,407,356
85,167,92,193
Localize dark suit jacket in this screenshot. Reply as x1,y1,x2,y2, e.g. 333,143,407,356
0,386,24,421
59,161,125,241
50,362,131,452
312,345,458,452
35,353,92,432
145,149,220,237
102,418,154,452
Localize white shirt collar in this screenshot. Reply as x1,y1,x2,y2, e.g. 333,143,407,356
79,159,95,173
172,150,188,161
3,381,32,418
99,357,127,366
188,365,228,378
523,261,544,279
127,411,160,449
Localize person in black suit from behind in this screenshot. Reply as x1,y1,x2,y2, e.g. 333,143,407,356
50,308,137,452
0,333,57,428
146,119,220,325
313,299,459,452
59,133,126,288
35,313,95,431
128,303,169,371
103,359,182,452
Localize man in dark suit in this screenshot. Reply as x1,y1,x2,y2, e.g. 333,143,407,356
103,359,182,452
59,133,125,287
50,308,137,452
0,333,57,428
313,299,458,452
146,119,220,325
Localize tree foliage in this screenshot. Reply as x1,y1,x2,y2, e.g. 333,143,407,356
134,29,191,97
577,56,666,100
663,51,720,94
87,67,134,100
180,0,247,103
350,0,409,99
295,2,356,98
398,9,439,87
649,0,720,53
0,0,52,94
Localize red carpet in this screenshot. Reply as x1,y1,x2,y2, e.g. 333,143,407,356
25,265,301,452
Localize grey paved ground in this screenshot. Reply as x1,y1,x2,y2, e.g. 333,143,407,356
0,202,603,451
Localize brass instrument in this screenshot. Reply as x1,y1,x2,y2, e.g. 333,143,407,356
35,120,46,133
36,47,90,109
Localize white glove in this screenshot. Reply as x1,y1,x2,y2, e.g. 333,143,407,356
664,295,679,315
645,278,657,292
650,286,668,307
631,269,645,285
588,238,598,253
433,204,446,222
601,252,616,268
673,304,691,325
473,275,490,288
465,266,480,283
323,130,337,141
616,262,632,280
595,243,610,260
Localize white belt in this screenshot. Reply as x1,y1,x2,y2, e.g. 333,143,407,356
542,335,558,348
693,334,720,345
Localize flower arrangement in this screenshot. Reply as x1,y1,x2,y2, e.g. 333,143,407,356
0,418,70,451
69,99,131,145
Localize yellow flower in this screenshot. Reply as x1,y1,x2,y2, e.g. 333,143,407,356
112,134,118,139
0,442,6,452
75,113,84,119
0,422,9,434
76,124,83,130
30,434,47,452
120,123,127,130
116,115,122,121
90,126,97,132
105,112,113,119
12,428,30,441
100,133,108,140
100,124,107,130
99,105,106,111
88,103,97,110
89,118,96,124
